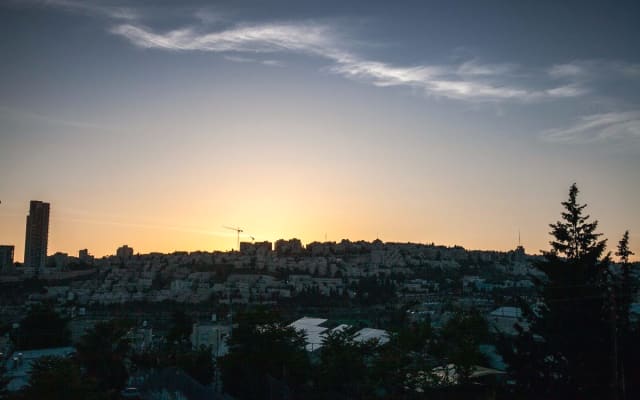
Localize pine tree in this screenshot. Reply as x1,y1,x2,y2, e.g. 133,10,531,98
615,231,636,400
616,231,634,263
616,231,634,332
548,183,607,262
502,184,612,399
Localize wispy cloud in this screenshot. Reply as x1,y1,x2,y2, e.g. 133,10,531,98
19,1,634,104
223,55,256,63
27,0,138,20
110,23,338,55
540,111,640,143
223,55,284,67
261,59,284,67
549,60,640,80
332,59,587,101
110,21,585,103
548,63,586,78
456,60,516,76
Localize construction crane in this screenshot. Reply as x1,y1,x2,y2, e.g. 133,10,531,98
223,226,243,251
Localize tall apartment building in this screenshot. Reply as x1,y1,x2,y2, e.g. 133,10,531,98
0,245,14,269
24,200,50,272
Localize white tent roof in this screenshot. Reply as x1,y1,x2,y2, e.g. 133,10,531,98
353,328,390,344
289,317,328,352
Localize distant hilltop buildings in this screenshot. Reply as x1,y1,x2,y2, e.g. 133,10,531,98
0,199,535,278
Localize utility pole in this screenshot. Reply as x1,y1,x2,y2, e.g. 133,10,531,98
228,287,233,336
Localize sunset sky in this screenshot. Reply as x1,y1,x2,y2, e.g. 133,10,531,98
1,0,639,261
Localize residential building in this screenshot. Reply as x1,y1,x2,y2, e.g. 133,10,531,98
191,322,231,356
78,248,94,263
274,238,303,255
239,241,273,256
487,306,528,335
51,252,69,269
0,245,14,269
117,245,134,260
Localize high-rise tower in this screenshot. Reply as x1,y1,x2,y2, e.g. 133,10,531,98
24,200,50,272
0,245,14,269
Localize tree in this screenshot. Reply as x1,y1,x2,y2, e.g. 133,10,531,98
616,232,633,263
17,304,70,350
316,330,373,397
548,183,607,261
0,363,10,400
130,345,216,387
616,231,635,330
218,309,310,399
434,309,489,383
396,318,433,353
615,231,637,399
166,310,192,348
76,320,132,396
18,357,106,400
175,347,216,386
502,184,612,399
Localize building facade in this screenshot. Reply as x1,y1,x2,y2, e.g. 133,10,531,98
116,245,134,260
24,200,50,272
0,245,14,269
78,249,94,264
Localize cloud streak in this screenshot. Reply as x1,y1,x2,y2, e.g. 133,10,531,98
21,2,637,106
549,60,640,80
27,0,138,20
540,111,640,143
109,21,587,103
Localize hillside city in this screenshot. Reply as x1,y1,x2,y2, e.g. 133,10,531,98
0,194,638,400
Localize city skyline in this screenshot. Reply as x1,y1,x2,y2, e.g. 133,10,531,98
1,1,639,261
0,195,637,263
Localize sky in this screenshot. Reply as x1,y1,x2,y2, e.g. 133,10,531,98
1,0,639,261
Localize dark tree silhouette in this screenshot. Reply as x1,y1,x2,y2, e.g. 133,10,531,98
130,345,215,387
17,304,70,350
18,357,105,400
615,230,638,399
316,330,375,397
616,231,633,263
501,183,612,400
548,183,607,261
76,320,132,396
175,347,215,386
218,309,310,400
166,310,192,347
616,230,634,330
0,363,9,399
434,309,489,383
